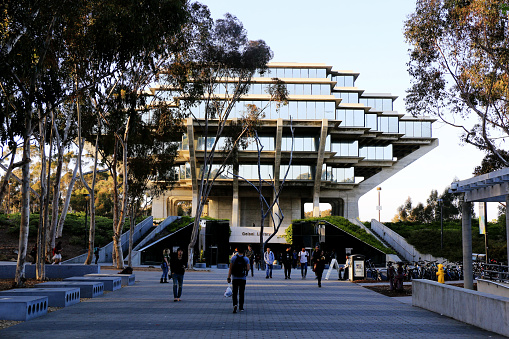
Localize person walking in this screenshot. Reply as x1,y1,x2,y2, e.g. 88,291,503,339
160,248,170,283
339,255,351,280
94,246,100,265
298,247,309,279
169,248,187,302
311,245,320,279
314,250,326,287
245,244,254,277
264,247,274,279
283,246,293,279
227,245,250,313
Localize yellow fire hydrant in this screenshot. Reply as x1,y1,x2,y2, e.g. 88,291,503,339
436,264,445,284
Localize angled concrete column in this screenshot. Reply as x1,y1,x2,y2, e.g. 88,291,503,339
313,119,328,217
271,119,284,227
462,198,473,290
187,118,199,216
506,195,509,266
231,162,240,227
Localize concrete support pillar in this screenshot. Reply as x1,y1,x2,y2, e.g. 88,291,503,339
313,119,328,217
462,198,473,290
506,195,509,266
231,162,240,227
271,118,284,227
187,118,199,216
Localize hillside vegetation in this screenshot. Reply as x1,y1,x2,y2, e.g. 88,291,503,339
379,219,507,262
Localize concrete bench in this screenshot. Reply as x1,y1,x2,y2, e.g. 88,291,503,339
84,273,135,286
64,276,121,291
0,288,80,307
36,281,104,298
413,279,509,337
0,296,48,321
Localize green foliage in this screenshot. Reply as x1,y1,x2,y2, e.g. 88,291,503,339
0,212,116,245
384,220,507,262
292,216,396,254
284,224,293,244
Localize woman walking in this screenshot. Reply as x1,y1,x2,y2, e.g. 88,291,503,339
314,250,326,288
161,248,170,283
170,248,187,302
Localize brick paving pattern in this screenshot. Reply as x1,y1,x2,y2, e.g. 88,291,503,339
1,268,502,338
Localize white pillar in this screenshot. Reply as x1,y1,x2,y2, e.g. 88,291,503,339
462,198,473,290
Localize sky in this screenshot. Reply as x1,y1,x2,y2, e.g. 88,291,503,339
205,0,497,222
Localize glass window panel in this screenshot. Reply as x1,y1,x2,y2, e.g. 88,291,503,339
386,145,393,160
317,69,326,78
289,101,298,118
380,117,389,132
414,122,422,137
388,117,398,133
405,122,413,136
303,84,311,95
295,84,304,95
337,109,345,124
375,99,383,110
345,76,354,87
368,147,376,159
296,137,304,151
359,98,368,106
279,101,289,119
423,122,432,137
309,69,317,78
399,121,406,135
322,84,329,95
353,110,364,126
351,92,359,103
307,101,316,119
351,141,358,156
301,69,308,78
325,102,335,119
325,135,331,151
303,138,313,151
298,101,307,119
359,147,366,158
383,99,393,111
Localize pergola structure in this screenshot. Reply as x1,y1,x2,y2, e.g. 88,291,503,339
449,167,509,289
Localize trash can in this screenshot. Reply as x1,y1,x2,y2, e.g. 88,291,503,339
348,254,365,281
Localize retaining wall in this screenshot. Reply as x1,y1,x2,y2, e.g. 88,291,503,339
0,264,100,279
413,279,509,337
477,279,509,299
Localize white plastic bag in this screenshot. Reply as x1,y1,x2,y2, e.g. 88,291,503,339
224,283,232,297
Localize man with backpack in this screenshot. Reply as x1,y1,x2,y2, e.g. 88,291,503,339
227,245,250,313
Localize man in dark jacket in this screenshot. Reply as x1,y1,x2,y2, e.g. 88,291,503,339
283,246,293,279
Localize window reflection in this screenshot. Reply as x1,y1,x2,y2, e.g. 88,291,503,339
359,145,393,160
280,165,314,180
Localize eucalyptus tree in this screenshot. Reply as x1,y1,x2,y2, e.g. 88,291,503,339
0,0,85,285
405,0,509,164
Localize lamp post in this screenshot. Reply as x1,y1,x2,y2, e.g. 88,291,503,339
376,187,382,222
437,198,443,250
83,194,90,249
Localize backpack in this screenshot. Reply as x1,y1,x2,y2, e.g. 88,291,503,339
232,255,247,277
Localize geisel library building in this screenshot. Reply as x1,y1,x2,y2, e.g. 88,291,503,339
151,62,437,257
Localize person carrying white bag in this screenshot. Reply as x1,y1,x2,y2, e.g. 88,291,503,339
227,245,250,313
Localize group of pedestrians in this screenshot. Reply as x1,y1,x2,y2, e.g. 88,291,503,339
161,244,338,313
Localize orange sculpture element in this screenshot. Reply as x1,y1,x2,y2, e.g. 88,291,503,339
436,264,445,284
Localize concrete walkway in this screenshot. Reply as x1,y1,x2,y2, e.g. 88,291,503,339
1,268,503,338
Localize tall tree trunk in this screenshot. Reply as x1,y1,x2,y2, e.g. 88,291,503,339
56,154,79,238
15,119,32,287
0,147,18,203
49,111,72,246
43,124,53,263
37,115,48,280
128,204,134,267
84,118,100,264
111,140,120,267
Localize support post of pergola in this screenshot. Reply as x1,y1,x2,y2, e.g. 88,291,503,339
506,194,509,266
461,197,473,290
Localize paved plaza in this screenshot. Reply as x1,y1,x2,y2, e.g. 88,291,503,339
1,267,502,338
